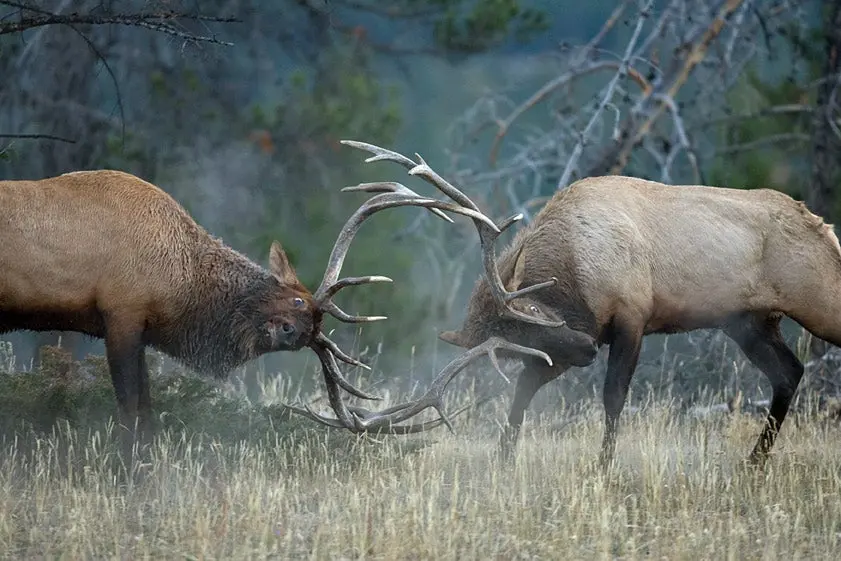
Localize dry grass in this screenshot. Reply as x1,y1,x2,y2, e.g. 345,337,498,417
0,399,839,560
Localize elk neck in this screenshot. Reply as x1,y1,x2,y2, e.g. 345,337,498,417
148,240,278,378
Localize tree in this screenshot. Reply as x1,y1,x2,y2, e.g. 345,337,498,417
807,0,841,220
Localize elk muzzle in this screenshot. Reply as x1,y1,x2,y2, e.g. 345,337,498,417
564,329,600,367
267,320,307,350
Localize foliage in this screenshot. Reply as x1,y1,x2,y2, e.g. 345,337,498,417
705,68,812,198
431,0,550,53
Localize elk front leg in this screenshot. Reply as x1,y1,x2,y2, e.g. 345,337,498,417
104,318,152,460
499,357,561,462
724,313,804,468
600,321,642,470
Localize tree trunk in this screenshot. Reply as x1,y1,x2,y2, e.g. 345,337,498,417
808,0,841,359
807,0,841,220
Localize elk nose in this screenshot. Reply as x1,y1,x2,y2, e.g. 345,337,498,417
281,322,296,335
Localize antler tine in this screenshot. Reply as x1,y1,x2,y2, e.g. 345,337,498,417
305,343,362,429
320,276,394,306
341,140,484,216
320,300,388,324
314,331,371,371
296,337,553,435
342,181,451,223
340,140,419,171
408,154,481,213
313,336,381,401
283,403,348,429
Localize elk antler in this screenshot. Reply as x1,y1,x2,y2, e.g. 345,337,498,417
340,140,564,328
307,170,502,418
288,336,552,434
298,140,563,434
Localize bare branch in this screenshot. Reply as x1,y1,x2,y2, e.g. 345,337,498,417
489,61,652,167
653,93,702,184
593,0,748,176
555,0,655,189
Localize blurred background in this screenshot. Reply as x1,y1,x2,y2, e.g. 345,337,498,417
1,0,840,416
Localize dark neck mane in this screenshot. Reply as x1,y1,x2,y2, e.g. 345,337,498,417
150,246,274,378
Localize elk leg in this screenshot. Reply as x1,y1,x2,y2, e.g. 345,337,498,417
499,358,559,461
724,313,804,467
104,319,151,459
137,350,152,431
600,321,643,470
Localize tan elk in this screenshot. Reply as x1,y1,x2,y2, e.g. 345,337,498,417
0,167,528,445
325,140,841,469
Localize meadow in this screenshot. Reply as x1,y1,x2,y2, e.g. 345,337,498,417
0,343,840,560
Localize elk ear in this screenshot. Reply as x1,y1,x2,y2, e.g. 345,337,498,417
269,240,299,285
506,245,528,291
439,330,469,348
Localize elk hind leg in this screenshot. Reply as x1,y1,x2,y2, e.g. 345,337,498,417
724,313,804,467
600,319,643,470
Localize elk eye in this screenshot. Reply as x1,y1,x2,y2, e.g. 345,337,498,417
529,305,539,313
292,297,305,308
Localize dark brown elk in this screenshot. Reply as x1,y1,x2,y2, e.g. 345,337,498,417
338,140,841,469
0,167,502,444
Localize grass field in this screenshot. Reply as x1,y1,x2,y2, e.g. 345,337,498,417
0,387,839,560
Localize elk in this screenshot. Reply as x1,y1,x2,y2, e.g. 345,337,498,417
327,140,841,469
0,166,512,446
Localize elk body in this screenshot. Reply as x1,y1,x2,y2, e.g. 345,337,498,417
439,174,841,467
0,166,510,444
0,170,324,430
331,141,841,467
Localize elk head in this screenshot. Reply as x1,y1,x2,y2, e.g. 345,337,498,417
438,235,600,369
246,240,320,354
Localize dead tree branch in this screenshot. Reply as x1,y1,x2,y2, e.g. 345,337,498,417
0,1,238,146
0,2,239,44
588,0,747,176
555,0,654,190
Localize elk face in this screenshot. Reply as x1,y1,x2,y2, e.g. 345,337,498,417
256,241,320,351
439,298,598,369
504,297,599,367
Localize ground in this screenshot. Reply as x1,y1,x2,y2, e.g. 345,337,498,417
0,397,839,560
